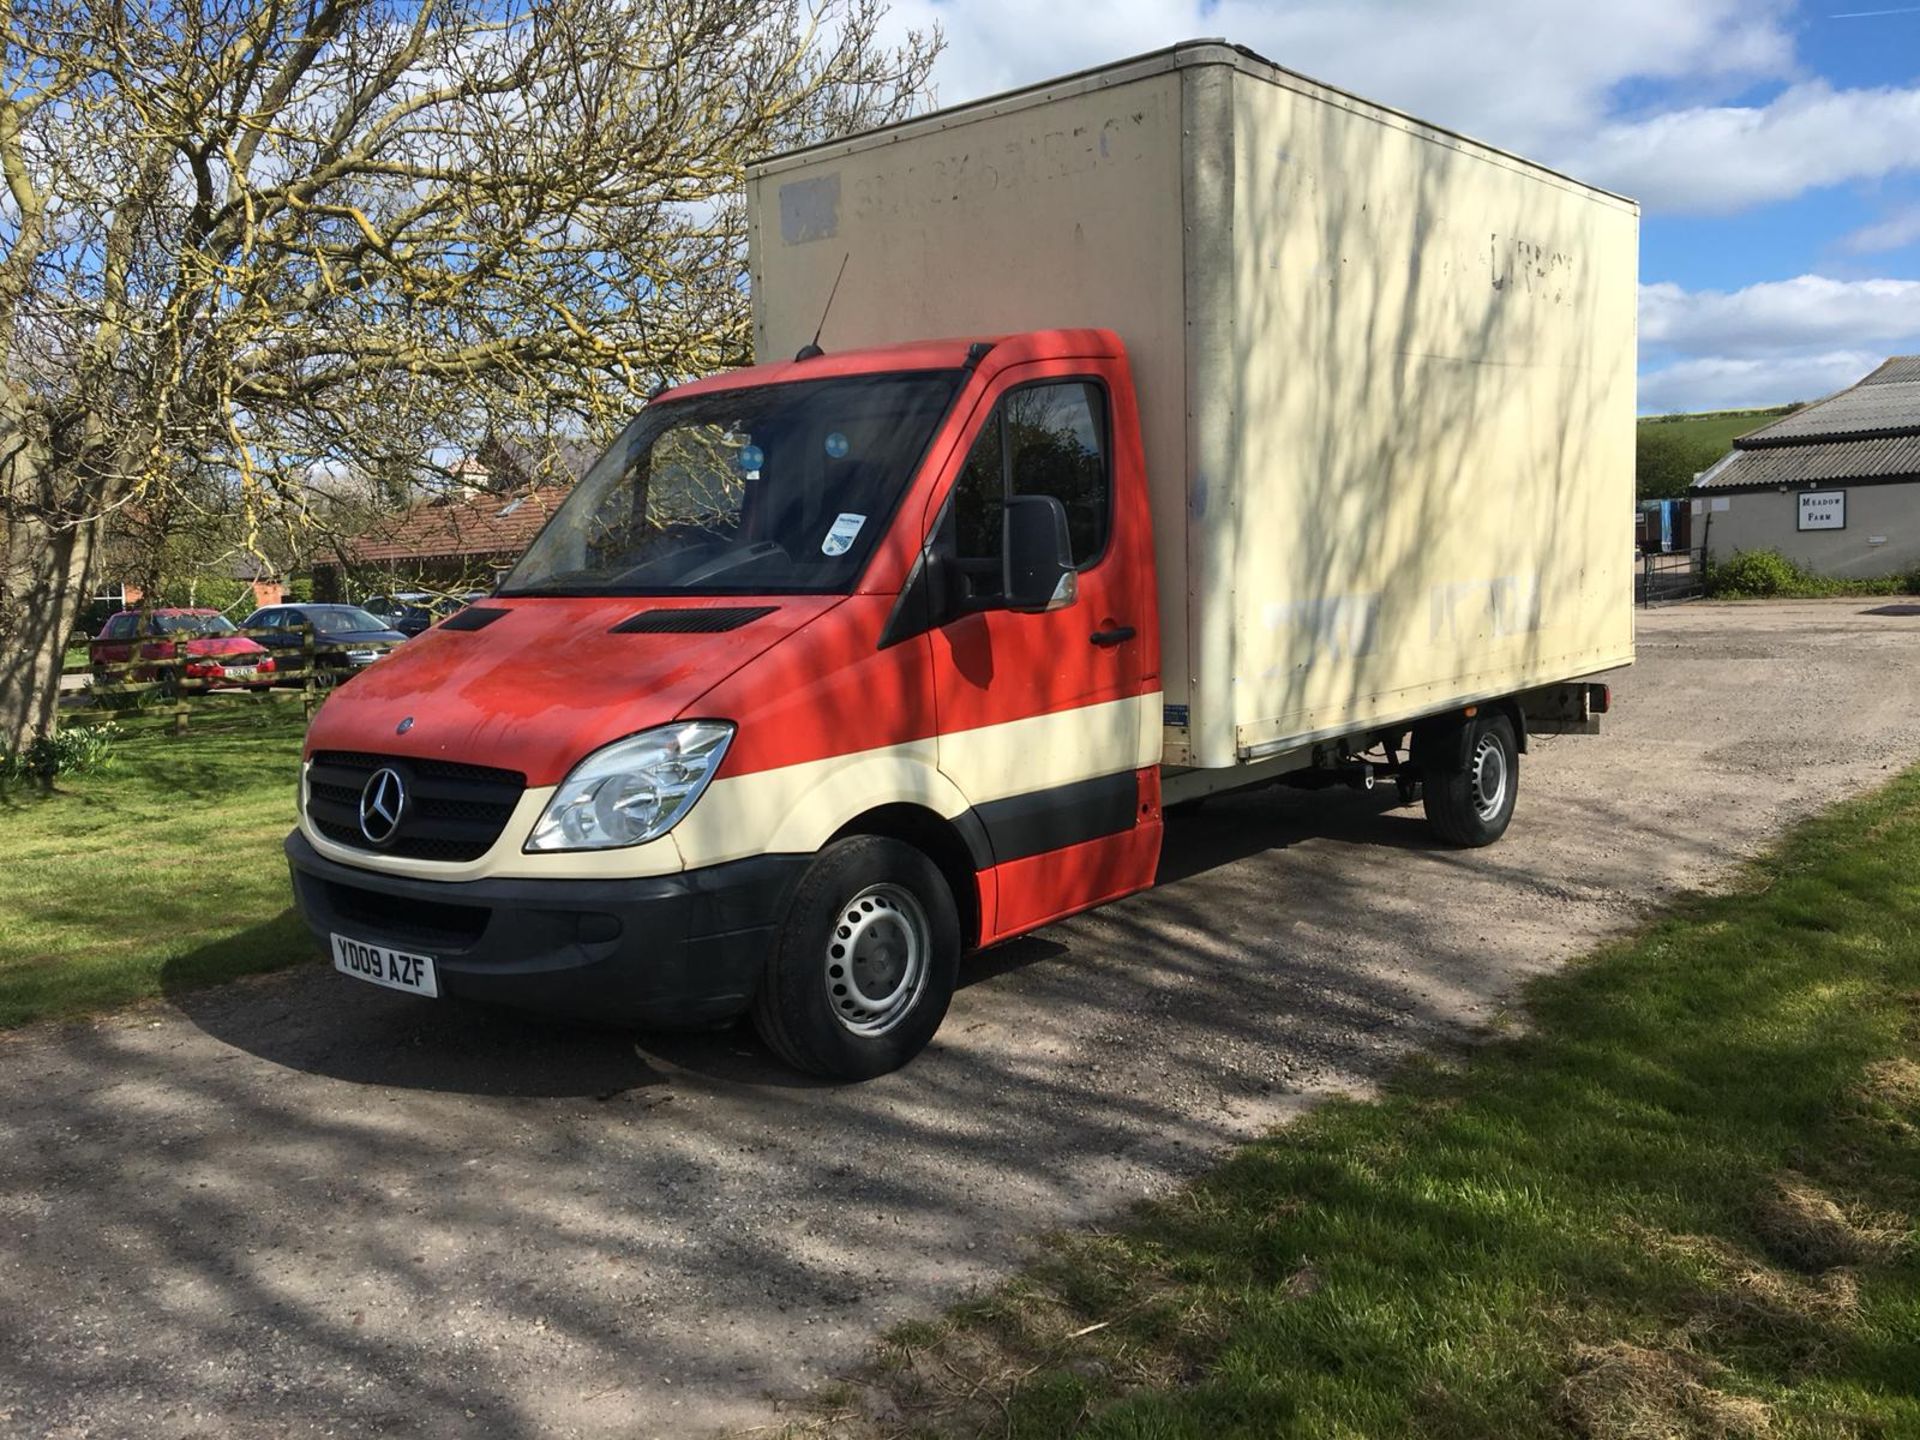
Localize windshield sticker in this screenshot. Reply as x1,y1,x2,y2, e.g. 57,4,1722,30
821,513,866,557
824,431,850,459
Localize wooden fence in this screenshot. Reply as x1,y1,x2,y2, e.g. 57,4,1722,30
60,625,389,735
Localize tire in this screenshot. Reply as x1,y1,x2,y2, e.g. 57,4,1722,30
752,836,961,1080
1422,713,1518,848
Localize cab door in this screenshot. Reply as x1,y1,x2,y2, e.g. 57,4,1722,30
927,358,1162,943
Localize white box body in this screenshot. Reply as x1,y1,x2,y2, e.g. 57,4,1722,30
747,42,1637,768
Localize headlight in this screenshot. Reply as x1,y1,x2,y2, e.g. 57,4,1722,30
524,721,734,852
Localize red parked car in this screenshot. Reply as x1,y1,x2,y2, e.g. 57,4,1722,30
90,608,277,691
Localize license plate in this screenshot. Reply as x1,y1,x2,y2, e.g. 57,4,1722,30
331,934,439,998
224,665,257,678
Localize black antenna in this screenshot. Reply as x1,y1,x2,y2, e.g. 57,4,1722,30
794,253,849,361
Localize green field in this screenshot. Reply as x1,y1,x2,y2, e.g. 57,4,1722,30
1637,406,1797,501
0,712,312,1028
1641,406,1795,451
841,772,1920,1438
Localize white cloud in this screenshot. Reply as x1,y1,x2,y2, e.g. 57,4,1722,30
873,3,1920,414
892,1,1794,146
1569,83,1920,213
883,1,1815,202
1637,277,1920,411
1637,351,1889,415
1641,275,1920,356
883,2,1920,215
1842,204,1920,254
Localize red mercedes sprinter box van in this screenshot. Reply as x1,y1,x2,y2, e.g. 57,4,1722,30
287,44,1635,1077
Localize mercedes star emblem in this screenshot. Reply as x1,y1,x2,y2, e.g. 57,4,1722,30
358,767,408,847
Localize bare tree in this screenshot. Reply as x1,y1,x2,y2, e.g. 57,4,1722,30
0,0,937,749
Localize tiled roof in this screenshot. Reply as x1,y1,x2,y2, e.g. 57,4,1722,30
344,486,571,564
1693,434,1920,490
1737,356,1920,446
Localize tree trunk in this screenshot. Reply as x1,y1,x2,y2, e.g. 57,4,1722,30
0,432,103,755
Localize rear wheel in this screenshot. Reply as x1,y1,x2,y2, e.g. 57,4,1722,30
1422,713,1518,847
752,836,961,1080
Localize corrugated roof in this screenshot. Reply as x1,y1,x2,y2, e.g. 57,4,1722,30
1738,356,1920,446
345,485,570,564
1694,434,1920,490
1861,356,1920,386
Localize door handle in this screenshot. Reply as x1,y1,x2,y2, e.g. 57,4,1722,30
1090,626,1135,647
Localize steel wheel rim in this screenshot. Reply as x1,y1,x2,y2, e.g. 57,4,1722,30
824,883,930,1037
1470,733,1509,822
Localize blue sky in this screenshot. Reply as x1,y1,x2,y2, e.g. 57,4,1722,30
877,1,1920,413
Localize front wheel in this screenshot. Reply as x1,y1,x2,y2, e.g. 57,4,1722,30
752,836,961,1080
1423,713,1518,847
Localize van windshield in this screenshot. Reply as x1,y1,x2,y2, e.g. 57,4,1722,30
498,370,962,597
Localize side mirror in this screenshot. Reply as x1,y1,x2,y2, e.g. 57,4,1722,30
1003,494,1078,613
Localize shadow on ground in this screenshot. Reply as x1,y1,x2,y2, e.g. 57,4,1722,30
12,606,1920,1438
157,784,1429,1099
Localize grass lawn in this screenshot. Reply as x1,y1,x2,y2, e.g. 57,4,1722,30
840,773,1920,1438
0,710,312,1028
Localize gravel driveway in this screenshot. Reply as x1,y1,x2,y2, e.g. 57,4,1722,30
5,599,1920,1440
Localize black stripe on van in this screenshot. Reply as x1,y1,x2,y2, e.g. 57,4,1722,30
972,770,1138,865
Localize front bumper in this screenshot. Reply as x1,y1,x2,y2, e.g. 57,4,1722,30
285,830,807,1027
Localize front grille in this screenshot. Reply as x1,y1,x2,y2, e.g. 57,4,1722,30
307,750,525,863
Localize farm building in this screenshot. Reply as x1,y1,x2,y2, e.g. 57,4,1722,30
309,434,594,599
1694,356,1920,579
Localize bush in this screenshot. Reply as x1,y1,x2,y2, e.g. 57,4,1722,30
1706,548,1920,600
0,723,121,784
156,574,252,612
1707,548,1808,598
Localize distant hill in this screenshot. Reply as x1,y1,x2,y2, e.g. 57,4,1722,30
1636,405,1799,501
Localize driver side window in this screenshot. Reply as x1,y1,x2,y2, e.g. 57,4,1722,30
943,379,1111,605
949,414,1005,600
